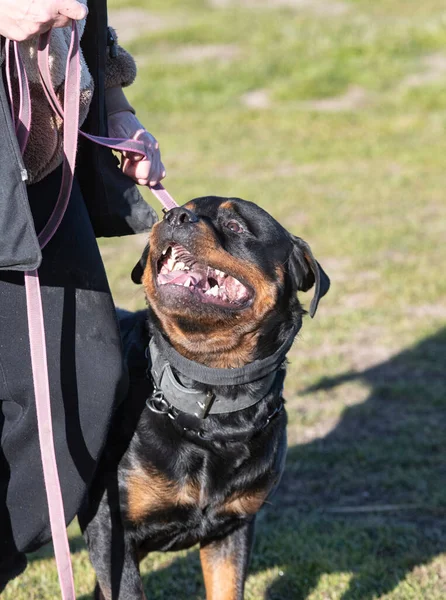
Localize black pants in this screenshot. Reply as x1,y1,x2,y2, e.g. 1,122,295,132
0,168,128,590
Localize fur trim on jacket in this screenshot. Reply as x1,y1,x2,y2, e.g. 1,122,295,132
12,1,137,184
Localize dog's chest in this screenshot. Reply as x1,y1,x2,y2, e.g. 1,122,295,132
125,463,270,522
123,458,275,552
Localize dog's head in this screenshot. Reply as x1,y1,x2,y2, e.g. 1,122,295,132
132,197,329,367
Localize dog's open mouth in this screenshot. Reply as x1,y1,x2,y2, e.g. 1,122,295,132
156,244,252,307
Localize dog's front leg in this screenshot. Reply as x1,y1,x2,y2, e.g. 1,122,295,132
88,531,146,600
90,534,146,600
82,496,145,600
199,520,256,600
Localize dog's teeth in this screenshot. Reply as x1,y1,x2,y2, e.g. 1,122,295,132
174,261,185,271
207,285,219,297
167,258,175,271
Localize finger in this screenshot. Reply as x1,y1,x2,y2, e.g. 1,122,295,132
121,155,131,174
136,129,159,155
121,160,137,181
122,151,144,162
133,128,147,141
149,155,164,187
52,15,73,28
123,159,151,185
57,0,88,21
133,159,151,184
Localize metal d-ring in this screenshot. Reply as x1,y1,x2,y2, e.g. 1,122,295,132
146,392,171,415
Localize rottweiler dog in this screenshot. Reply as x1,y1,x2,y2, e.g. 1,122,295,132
79,196,329,600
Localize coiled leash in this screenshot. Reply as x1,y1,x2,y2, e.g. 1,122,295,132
5,21,178,599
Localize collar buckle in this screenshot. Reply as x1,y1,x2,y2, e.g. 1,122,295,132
194,390,216,419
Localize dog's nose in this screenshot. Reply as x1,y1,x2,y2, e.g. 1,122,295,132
164,207,198,228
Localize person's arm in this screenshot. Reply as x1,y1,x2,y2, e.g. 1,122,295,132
105,87,165,187
104,27,165,187
0,0,87,41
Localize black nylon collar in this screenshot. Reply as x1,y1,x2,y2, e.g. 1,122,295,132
151,326,298,386
147,326,297,419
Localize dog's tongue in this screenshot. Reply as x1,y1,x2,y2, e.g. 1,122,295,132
158,270,208,289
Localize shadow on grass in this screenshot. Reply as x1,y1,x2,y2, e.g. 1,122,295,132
263,326,446,599
76,327,446,600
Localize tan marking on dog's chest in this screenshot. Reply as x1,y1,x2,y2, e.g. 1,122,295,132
127,465,270,524
221,488,269,516
127,467,202,523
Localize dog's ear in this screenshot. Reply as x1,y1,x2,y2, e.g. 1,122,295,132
288,235,330,318
131,244,150,284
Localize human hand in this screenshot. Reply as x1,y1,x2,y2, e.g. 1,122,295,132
108,111,166,187
0,0,87,42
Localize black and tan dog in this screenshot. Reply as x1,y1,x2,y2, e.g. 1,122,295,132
79,196,329,600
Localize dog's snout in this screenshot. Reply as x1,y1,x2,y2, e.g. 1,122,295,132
164,207,198,228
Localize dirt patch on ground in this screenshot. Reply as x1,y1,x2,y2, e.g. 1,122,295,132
347,342,397,372
296,322,398,371
319,256,352,283
168,44,240,64
302,85,371,113
343,326,398,372
109,9,181,44
240,89,272,109
407,304,446,320
210,0,349,16
281,209,311,226
100,232,148,260
214,161,327,180
287,414,342,445
296,337,396,372
400,53,446,89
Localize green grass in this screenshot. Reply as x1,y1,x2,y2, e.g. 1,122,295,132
4,0,446,598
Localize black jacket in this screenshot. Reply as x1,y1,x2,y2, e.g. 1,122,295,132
0,0,158,273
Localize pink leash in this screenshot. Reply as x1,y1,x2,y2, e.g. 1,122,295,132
5,21,178,599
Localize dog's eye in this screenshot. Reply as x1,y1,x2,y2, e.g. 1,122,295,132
225,220,245,234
